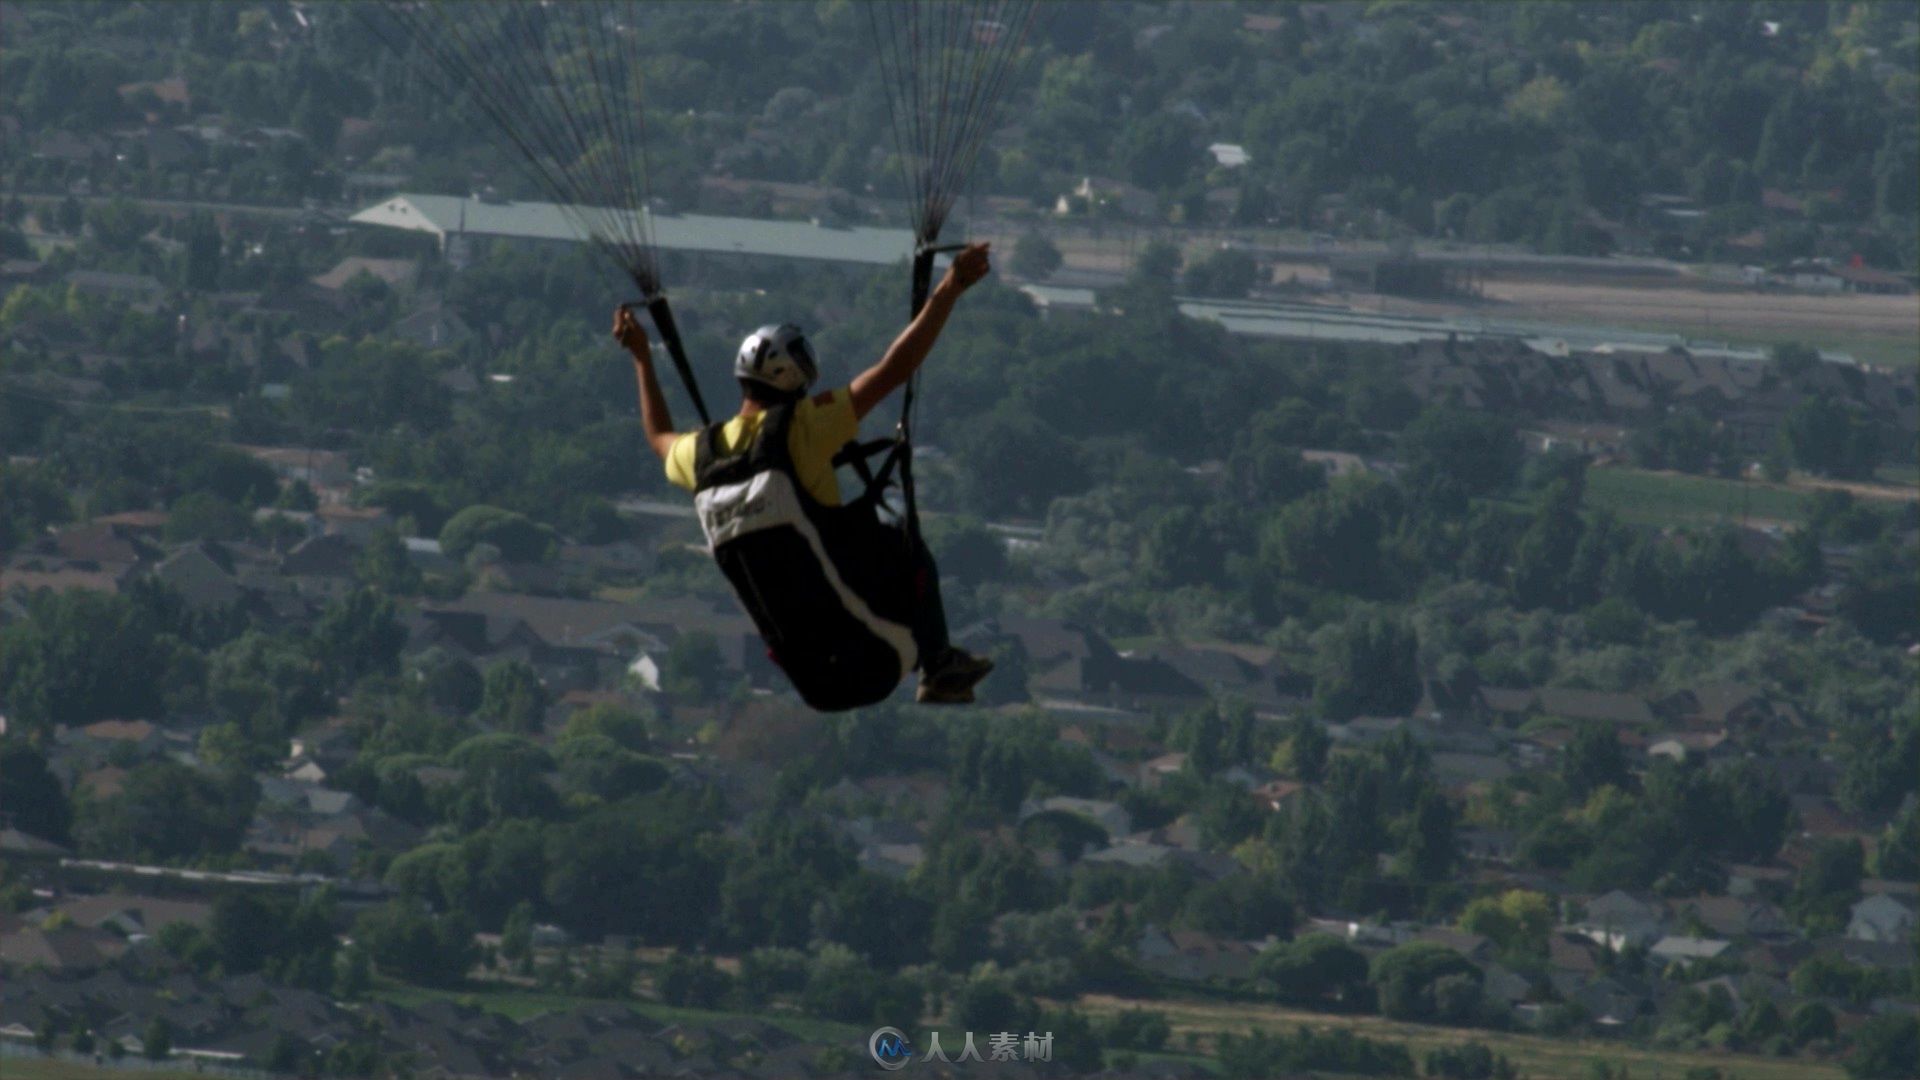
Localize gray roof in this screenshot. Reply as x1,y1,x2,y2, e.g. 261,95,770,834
352,193,914,267
1650,935,1733,960
64,270,166,299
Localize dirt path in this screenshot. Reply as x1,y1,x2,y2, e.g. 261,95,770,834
1474,277,1920,338
1791,474,1919,502
1070,991,1845,1080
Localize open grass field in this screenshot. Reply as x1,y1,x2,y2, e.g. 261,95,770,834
1584,466,1820,527
1612,319,1920,372
0,1059,217,1080
375,983,867,1047
1474,278,1919,369
1074,992,1847,1080
1584,465,1916,529
1877,463,1920,487
12,980,1850,1080
380,978,1846,1080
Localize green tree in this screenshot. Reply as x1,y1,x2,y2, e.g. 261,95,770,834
1401,408,1522,497
657,951,730,1007
1225,407,1331,509
178,447,280,508
954,971,1027,1033
314,588,405,686
446,733,561,825
1561,722,1629,798
1262,481,1388,595
1100,1008,1171,1052
1511,481,1586,609
1460,890,1554,959
1873,803,1920,882
1184,248,1260,297
334,943,373,999
477,660,547,733
1709,758,1792,864
811,871,933,970
1123,111,1200,190
800,946,921,1026
1848,1015,1920,1080
1010,232,1063,280
1789,839,1865,935
1782,397,1879,479
73,761,257,863
543,802,724,944
1627,408,1727,475
1312,609,1419,720
209,631,330,741
1425,1042,1512,1080
500,900,535,967
1133,239,1182,285
1788,1001,1837,1047
55,195,83,235
357,481,452,534
210,892,284,975
356,528,424,595
1273,716,1331,783
1836,543,1920,646
556,702,651,750
1253,934,1370,1006
267,1033,308,1075
164,492,252,542
555,735,670,802
0,743,71,843
1370,942,1482,1022
439,505,557,563
0,461,72,548
412,648,485,715
355,901,477,988
142,1017,172,1061
1398,788,1458,886
662,630,729,702
183,212,223,291
737,947,810,1006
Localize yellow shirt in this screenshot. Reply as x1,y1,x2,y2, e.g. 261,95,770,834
665,387,860,506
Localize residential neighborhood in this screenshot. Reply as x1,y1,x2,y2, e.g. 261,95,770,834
3,3,1916,1079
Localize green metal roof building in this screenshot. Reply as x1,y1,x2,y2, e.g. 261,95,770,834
350,193,915,268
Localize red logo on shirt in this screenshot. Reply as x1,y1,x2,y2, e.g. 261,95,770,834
812,390,834,407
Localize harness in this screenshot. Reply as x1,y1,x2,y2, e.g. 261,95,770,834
692,403,918,712
827,243,958,577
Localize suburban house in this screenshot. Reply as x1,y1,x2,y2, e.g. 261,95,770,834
1649,935,1734,966
1574,890,1668,949
1846,894,1916,944
1672,895,1793,940
1134,927,1263,982
1017,796,1134,838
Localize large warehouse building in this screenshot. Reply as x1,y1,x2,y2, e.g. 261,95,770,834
349,193,916,270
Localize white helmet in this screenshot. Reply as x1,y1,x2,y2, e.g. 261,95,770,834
734,324,818,396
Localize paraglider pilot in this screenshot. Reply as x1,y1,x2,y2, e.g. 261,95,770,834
615,242,997,707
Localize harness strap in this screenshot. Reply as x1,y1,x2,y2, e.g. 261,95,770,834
644,294,710,427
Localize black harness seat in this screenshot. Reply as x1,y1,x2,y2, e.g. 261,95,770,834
691,403,918,712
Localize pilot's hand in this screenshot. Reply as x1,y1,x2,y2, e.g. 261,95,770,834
612,305,649,359
941,241,992,295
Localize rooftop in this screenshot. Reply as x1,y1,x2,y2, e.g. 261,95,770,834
351,194,916,268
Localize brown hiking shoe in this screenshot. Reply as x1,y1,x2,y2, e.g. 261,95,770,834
916,648,994,705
